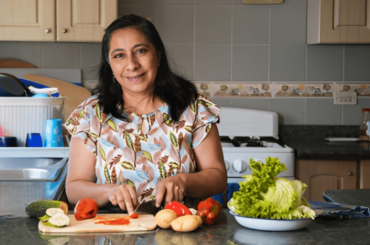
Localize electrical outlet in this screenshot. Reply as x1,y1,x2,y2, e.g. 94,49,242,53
334,92,357,105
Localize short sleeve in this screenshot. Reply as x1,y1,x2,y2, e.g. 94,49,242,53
64,95,101,154
191,94,220,149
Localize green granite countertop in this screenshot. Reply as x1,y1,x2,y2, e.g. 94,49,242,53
284,139,370,160
2,209,370,245
279,125,370,160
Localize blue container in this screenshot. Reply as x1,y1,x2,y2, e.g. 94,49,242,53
25,133,43,147
0,136,18,147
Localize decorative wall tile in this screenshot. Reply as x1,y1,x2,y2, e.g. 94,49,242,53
337,84,370,97
192,82,365,98
273,83,336,97
194,82,274,97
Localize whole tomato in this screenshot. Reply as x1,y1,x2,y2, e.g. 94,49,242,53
74,198,98,221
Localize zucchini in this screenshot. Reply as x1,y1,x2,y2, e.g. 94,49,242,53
25,200,68,218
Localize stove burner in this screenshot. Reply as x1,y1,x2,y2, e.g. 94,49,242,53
220,136,286,147
219,136,239,147
232,137,265,147
259,137,285,147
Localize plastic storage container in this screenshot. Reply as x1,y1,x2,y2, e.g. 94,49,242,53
0,97,65,147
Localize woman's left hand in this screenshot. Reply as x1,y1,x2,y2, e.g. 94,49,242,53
155,174,186,207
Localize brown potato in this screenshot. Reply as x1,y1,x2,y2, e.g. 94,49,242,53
155,209,178,229
170,215,202,232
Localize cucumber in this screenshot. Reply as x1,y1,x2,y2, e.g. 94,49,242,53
46,208,65,217
25,200,68,218
48,213,70,227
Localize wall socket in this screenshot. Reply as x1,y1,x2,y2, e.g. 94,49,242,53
334,92,357,105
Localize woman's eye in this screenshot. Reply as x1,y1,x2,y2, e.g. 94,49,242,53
113,53,124,58
136,49,146,54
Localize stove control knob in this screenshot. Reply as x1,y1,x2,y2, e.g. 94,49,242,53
233,159,247,173
225,161,230,170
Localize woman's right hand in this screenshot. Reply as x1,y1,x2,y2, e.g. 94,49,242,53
107,184,138,214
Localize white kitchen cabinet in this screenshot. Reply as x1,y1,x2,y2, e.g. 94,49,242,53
307,0,370,44
0,0,117,42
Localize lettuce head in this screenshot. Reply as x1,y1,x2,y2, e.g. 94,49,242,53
227,157,315,220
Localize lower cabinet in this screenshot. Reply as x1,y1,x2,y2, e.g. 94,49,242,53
360,160,370,189
295,159,357,201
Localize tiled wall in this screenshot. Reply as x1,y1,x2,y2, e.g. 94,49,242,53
0,0,369,125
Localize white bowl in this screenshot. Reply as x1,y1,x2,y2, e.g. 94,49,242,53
229,211,313,231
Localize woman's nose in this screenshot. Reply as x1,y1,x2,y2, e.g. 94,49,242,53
126,55,139,71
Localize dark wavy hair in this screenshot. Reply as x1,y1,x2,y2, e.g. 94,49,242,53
93,14,198,122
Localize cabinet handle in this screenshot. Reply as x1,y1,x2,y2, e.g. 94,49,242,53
62,28,68,33
45,29,51,34
348,171,354,176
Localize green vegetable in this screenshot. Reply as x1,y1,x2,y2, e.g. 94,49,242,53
46,208,65,217
39,208,70,228
227,157,315,220
25,200,68,218
48,213,70,227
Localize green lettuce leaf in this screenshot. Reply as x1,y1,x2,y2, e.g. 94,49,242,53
227,157,315,220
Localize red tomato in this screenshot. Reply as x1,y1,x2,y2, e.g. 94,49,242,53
129,212,139,219
74,198,98,221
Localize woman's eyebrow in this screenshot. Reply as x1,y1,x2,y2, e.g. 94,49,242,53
110,44,149,56
110,48,123,56
133,43,149,49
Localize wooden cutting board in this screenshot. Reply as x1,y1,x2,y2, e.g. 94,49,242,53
39,214,157,233
23,74,91,122
0,58,37,68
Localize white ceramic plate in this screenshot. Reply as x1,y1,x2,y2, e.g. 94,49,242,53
229,211,313,231
325,137,359,142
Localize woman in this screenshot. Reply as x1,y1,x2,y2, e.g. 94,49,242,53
65,14,227,214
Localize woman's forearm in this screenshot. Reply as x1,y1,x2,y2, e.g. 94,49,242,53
181,168,227,199
66,180,116,206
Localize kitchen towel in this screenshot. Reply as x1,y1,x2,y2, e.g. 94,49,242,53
309,201,370,219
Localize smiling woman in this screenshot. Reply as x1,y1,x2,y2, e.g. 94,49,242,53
64,14,227,215
109,27,161,111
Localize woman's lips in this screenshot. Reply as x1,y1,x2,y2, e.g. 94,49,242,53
126,73,145,82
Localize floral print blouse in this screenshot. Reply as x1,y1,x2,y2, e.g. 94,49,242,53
65,94,220,202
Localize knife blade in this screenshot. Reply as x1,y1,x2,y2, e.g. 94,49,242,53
134,199,161,215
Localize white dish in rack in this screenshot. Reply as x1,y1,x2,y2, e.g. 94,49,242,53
229,211,313,231
325,137,359,142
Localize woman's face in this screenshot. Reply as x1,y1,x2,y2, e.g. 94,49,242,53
108,27,161,95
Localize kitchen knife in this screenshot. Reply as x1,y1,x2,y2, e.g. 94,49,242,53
134,199,161,215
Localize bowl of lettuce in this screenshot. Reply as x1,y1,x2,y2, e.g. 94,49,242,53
227,157,315,231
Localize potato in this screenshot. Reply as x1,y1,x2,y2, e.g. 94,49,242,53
155,209,178,229
170,215,202,232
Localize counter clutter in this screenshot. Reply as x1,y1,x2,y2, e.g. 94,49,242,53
2,208,370,245
3,161,370,244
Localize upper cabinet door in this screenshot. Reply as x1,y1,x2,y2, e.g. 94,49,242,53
0,0,55,41
307,0,370,44
56,0,117,42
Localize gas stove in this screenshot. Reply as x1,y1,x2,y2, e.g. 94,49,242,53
217,107,295,183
